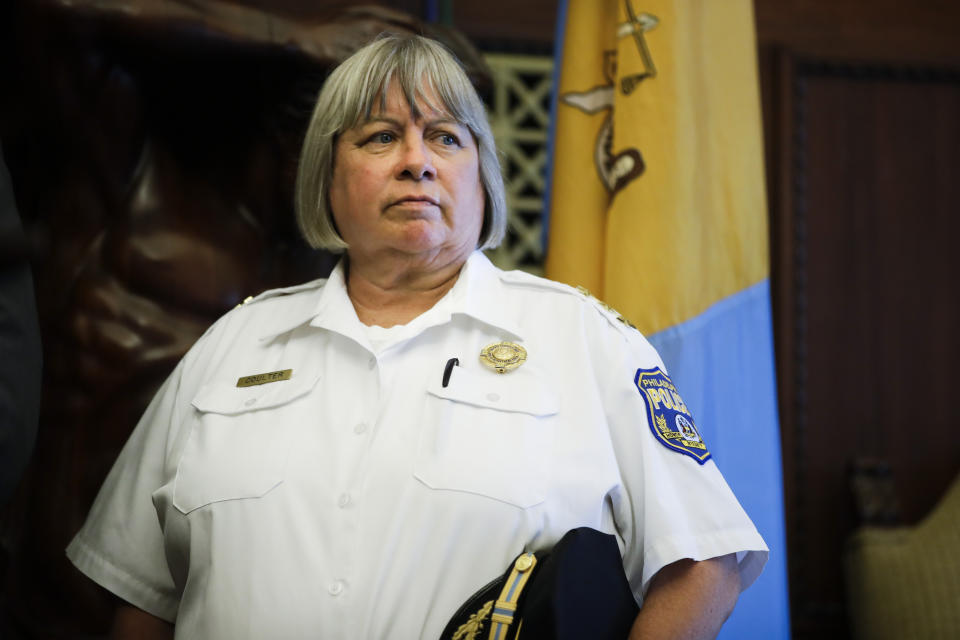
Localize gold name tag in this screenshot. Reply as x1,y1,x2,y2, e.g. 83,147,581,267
236,369,292,387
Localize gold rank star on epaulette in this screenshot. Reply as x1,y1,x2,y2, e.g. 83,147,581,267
235,295,254,309
575,286,639,330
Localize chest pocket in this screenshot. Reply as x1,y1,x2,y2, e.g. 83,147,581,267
173,373,320,514
415,366,558,508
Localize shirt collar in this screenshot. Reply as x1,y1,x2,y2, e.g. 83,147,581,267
257,251,525,344
306,258,370,348
255,259,356,343
448,252,525,341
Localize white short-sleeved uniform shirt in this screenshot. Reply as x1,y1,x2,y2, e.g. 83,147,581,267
67,252,767,640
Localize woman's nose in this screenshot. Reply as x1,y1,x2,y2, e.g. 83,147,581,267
397,139,436,180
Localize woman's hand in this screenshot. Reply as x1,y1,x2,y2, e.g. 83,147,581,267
629,553,740,640
111,604,174,640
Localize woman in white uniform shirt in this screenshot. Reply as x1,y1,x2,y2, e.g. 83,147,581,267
67,35,767,639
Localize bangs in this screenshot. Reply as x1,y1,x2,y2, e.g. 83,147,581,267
335,38,480,132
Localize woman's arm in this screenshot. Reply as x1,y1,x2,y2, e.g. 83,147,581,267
111,605,174,640
629,553,740,640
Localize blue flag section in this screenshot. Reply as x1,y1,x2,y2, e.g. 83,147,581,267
648,280,790,639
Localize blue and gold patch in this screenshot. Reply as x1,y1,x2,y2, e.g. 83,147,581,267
634,367,711,464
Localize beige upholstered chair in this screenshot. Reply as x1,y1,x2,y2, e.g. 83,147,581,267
845,471,960,639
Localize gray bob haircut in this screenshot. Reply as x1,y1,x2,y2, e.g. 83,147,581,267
295,34,506,253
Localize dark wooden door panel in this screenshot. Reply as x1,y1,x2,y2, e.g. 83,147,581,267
773,59,960,639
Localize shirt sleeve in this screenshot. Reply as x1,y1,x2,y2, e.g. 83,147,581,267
589,311,768,601
66,361,186,622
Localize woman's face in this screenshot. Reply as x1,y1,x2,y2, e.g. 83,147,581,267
329,83,485,269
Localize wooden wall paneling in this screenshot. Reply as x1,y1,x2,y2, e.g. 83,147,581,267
769,52,960,639
453,0,557,49
867,72,960,523
754,0,960,68
756,4,960,638
759,41,803,634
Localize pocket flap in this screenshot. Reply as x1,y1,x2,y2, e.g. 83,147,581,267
191,373,320,415
426,366,558,416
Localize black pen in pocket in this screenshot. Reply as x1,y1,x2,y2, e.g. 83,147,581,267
442,357,459,388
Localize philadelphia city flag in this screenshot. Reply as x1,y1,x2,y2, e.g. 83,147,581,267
545,0,791,637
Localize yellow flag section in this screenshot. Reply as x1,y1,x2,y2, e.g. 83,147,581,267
547,0,768,335
544,0,617,295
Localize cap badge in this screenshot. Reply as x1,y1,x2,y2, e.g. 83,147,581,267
479,342,527,374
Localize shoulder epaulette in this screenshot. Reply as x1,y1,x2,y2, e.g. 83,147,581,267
496,267,581,295
234,278,328,309
497,269,641,334
572,285,640,332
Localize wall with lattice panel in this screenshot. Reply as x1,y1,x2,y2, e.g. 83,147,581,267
482,53,554,275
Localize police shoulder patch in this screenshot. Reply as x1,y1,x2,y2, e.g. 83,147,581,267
634,367,711,464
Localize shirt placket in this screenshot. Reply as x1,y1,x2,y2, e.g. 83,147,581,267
323,339,382,639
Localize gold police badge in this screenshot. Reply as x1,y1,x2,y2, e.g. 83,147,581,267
479,342,527,374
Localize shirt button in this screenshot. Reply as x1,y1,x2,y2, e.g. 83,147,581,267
328,580,345,596
353,422,368,435
337,493,352,508
367,357,376,370
244,398,257,407
486,392,500,402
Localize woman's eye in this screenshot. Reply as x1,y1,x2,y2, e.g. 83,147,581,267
438,133,459,146
370,132,394,144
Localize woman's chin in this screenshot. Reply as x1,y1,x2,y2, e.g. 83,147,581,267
390,225,449,255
